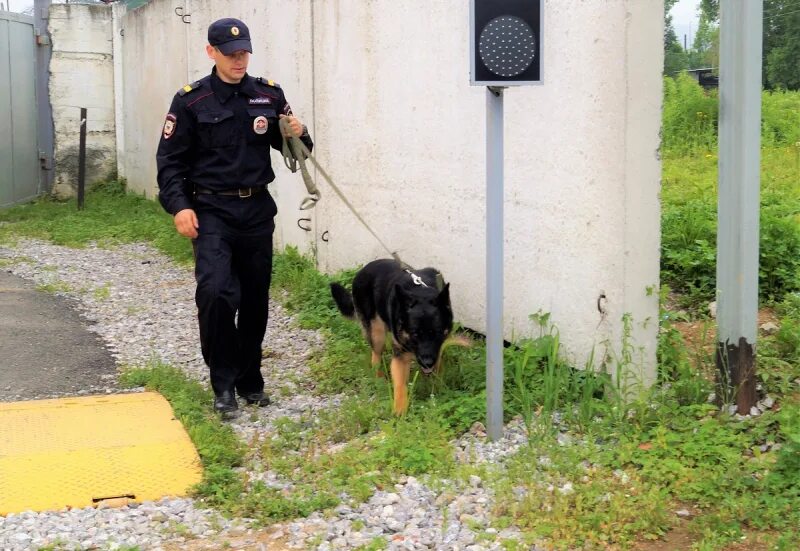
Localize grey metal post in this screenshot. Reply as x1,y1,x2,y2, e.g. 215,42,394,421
486,86,505,441
77,107,86,210
33,0,53,194
716,0,762,414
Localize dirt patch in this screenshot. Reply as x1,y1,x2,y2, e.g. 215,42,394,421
634,521,775,551
672,308,779,366
633,520,694,551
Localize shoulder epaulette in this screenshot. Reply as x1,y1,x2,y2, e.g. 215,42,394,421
177,80,203,96
255,77,281,89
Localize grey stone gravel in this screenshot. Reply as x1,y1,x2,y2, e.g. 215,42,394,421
0,240,534,550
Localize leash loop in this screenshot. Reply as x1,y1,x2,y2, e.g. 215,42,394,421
280,118,320,211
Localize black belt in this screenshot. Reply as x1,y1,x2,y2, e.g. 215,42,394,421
194,186,265,198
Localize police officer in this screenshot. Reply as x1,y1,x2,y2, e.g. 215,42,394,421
156,17,313,416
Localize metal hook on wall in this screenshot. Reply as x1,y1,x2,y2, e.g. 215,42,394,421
297,218,312,232
321,231,329,242
174,6,191,23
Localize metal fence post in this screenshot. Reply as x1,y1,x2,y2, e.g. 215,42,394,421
77,107,86,210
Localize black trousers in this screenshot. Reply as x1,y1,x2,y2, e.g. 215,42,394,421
192,192,276,397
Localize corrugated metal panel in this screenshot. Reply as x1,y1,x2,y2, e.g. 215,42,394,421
0,12,39,207
0,18,13,207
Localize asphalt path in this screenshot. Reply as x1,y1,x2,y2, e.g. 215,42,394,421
0,270,117,402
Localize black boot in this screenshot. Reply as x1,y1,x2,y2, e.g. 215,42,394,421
213,390,239,416
239,391,271,407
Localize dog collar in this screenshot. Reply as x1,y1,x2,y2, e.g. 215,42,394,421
404,269,428,287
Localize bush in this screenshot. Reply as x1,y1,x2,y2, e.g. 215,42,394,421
762,89,800,147
662,74,719,154
661,194,800,306
662,74,800,155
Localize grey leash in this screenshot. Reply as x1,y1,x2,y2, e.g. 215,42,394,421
279,118,402,266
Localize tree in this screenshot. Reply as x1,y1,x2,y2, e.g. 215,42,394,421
694,0,800,90
763,0,800,89
700,0,720,21
664,0,689,75
689,11,719,69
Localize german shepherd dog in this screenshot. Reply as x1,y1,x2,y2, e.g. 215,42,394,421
330,259,453,415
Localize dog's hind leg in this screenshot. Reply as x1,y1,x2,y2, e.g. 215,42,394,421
390,351,413,416
368,317,387,368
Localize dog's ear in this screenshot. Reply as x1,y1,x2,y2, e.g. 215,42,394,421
437,282,450,305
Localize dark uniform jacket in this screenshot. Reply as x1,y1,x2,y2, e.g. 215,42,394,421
156,67,313,216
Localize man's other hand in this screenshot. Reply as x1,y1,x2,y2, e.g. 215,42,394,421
174,208,199,238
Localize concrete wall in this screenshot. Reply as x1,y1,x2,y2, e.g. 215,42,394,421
113,0,662,381
49,4,116,197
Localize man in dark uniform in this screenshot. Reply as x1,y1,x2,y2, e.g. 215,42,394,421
156,17,313,416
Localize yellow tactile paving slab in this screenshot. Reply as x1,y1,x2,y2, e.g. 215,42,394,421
0,392,203,515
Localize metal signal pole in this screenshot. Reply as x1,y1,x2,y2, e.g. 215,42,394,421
471,0,542,442
716,0,762,414
486,86,505,441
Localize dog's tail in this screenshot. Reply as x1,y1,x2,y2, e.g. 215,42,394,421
330,283,355,318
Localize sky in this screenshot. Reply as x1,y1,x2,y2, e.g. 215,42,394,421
5,0,35,14
671,0,703,50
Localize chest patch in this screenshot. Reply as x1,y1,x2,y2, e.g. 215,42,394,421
249,97,272,105
253,115,268,135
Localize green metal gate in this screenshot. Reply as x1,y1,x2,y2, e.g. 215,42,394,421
0,12,40,207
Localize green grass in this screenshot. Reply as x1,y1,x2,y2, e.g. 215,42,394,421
0,180,194,265
35,280,73,294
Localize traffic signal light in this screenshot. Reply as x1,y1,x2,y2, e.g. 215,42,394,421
470,0,543,86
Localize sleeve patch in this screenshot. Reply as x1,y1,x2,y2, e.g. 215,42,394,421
163,113,177,139
283,102,293,116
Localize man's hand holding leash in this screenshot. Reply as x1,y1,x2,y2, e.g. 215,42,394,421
279,114,303,138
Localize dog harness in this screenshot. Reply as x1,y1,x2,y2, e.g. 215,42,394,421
405,269,428,287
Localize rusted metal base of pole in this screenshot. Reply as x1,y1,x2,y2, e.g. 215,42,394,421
715,337,757,415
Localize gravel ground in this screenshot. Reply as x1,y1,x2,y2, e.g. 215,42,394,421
0,240,532,551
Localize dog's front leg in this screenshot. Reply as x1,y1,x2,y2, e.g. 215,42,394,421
390,351,413,415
